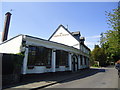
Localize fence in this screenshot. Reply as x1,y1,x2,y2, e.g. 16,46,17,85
1,53,24,86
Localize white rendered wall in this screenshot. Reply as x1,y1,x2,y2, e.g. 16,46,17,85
0,34,89,74
49,26,80,49
24,35,89,74
26,66,49,74
25,36,81,54
0,35,23,54
26,65,69,74
56,66,68,71
25,37,71,74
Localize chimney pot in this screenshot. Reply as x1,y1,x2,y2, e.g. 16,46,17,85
80,37,85,44
5,12,12,15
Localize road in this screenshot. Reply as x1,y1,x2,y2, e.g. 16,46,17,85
45,66,119,88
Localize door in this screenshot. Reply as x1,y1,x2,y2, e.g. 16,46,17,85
72,55,78,71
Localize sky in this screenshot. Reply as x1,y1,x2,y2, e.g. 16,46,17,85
0,2,118,50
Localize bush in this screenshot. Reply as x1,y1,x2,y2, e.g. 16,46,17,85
93,64,99,67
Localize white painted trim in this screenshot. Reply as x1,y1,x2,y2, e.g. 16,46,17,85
75,56,78,71
82,56,85,68
68,53,72,71
52,49,56,72
22,48,28,74
26,66,47,74
25,36,90,57
78,55,81,69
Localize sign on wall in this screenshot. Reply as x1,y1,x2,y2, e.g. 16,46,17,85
53,33,69,37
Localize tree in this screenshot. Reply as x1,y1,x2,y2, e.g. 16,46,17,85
91,45,107,66
100,6,120,62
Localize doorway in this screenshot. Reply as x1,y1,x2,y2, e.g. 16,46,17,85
72,55,78,71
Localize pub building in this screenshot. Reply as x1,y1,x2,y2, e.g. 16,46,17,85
0,25,90,74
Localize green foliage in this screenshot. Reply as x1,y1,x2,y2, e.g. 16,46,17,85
91,6,120,66
100,7,120,62
13,53,24,68
93,64,98,67
91,45,107,66
17,52,25,57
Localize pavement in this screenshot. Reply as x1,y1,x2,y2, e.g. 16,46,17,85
3,68,94,89
3,67,114,90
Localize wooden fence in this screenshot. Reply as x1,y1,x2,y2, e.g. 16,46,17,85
1,53,23,86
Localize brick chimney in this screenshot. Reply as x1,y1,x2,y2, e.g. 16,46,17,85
2,12,12,42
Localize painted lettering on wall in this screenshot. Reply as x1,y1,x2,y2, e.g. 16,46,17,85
54,33,69,37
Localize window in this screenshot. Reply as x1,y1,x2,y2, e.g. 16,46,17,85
80,45,83,51
27,46,36,66
56,50,68,67
87,58,89,65
86,57,88,65
80,55,83,65
27,45,52,68
84,56,87,65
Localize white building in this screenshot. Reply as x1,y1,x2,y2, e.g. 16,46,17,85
0,25,90,75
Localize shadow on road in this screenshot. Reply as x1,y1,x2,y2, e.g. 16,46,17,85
3,68,106,89
59,68,106,83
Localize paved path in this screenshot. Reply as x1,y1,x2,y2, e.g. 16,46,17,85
45,66,119,88
3,69,92,89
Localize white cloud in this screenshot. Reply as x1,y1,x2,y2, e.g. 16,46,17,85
86,35,100,39
85,41,99,46
85,41,93,46
85,40,100,51
85,35,100,50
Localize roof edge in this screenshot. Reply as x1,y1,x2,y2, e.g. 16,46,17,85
48,24,80,42
0,34,24,45
48,24,65,40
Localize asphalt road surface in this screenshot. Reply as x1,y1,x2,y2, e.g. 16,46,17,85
45,66,119,88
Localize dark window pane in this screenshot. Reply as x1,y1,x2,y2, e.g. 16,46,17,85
27,46,52,67
56,50,68,67
27,46,36,66
80,55,83,65
84,56,86,65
